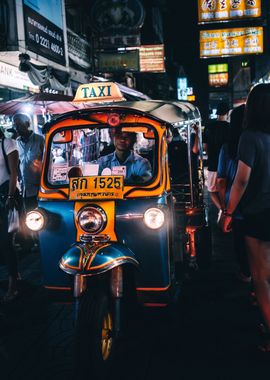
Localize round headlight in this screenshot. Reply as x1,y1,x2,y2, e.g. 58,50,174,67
25,210,45,231
143,208,165,230
78,206,106,233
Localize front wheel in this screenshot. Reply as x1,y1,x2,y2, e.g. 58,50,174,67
75,289,116,380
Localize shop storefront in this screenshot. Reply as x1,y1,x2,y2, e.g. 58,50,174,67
0,60,39,101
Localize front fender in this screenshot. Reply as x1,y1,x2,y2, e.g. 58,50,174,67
59,242,139,276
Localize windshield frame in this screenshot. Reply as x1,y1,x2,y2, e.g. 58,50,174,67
44,123,158,190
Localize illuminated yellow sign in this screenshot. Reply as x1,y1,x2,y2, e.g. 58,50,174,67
209,73,229,87
200,27,263,58
198,0,261,22
208,63,228,73
69,176,124,200
73,82,125,102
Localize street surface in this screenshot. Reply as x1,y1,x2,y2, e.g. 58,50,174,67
0,201,269,380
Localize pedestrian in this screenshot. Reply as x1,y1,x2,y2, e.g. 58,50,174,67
12,113,44,250
220,83,270,352
217,104,251,283
0,127,20,301
203,102,230,210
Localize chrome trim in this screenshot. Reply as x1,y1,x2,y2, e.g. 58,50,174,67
73,274,86,298
78,206,107,233
40,187,60,194
79,234,111,243
89,257,139,276
59,261,77,275
60,257,139,276
116,213,143,220
187,124,194,208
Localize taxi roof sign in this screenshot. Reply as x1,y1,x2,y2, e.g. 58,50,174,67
73,82,126,103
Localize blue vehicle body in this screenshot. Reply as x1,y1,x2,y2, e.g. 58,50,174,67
38,194,175,299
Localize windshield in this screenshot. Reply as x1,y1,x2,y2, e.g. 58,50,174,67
46,124,156,187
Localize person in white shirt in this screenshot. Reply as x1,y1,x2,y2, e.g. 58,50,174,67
12,113,44,251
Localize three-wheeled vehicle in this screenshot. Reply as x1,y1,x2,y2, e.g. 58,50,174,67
25,82,211,378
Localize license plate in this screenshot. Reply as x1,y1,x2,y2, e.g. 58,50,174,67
69,176,124,200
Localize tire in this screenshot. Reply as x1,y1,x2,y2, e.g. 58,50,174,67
75,288,116,380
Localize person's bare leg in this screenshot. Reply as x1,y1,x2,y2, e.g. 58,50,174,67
246,236,270,349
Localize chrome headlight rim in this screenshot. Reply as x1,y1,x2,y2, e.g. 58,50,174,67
77,205,107,234
143,207,165,230
25,209,46,232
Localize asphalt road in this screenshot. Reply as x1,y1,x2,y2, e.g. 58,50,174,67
0,202,269,380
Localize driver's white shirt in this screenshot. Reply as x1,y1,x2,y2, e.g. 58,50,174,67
97,150,152,180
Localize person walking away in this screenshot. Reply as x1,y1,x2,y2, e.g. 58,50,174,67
0,127,20,301
220,84,270,352
203,102,230,210
217,104,251,283
12,113,44,250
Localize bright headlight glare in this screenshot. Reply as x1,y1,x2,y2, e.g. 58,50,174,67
78,206,106,233
25,210,45,231
143,208,165,230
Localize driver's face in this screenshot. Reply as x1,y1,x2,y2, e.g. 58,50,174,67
114,132,134,151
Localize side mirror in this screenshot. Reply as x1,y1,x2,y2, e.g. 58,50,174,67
53,130,73,143
143,130,155,139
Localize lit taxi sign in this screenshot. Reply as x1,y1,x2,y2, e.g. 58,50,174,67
73,82,125,103
69,176,124,200
200,27,263,58
198,0,261,23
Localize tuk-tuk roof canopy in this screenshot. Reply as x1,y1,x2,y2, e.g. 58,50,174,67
71,82,200,127
116,100,201,126
43,100,201,133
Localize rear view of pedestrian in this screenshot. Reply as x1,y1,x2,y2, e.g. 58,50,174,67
203,101,230,210
217,104,251,282
221,83,270,352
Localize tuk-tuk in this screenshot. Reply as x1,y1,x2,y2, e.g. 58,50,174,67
25,82,211,378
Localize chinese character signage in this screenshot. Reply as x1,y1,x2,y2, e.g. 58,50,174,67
23,0,66,65
200,26,263,58
198,0,261,22
177,77,188,100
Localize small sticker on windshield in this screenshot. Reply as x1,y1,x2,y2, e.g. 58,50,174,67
112,166,126,178
52,166,68,181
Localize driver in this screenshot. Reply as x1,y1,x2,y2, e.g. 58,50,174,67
98,129,152,183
